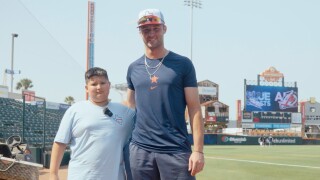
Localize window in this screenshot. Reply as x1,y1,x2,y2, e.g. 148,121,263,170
310,107,316,113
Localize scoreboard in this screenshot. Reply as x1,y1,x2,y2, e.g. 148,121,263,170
252,111,291,123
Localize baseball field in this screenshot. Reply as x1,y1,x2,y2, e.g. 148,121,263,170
197,145,320,180
39,145,320,180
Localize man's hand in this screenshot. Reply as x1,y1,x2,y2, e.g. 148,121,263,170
188,151,205,176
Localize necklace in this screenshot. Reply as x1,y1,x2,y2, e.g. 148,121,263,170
144,54,165,69
144,51,169,79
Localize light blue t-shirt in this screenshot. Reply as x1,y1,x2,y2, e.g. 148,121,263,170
54,101,135,180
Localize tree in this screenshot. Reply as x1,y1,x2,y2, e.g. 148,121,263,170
16,78,33,90
64,96,75,105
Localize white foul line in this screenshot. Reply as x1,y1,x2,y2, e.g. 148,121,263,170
206,156,320,169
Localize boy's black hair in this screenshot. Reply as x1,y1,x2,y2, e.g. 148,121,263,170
85,67,109,83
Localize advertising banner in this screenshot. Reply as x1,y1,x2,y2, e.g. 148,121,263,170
0,85,8,98
189,134,302,145
46,101,60,110
254,123,290,129
242,123,255,128
188,134,218,145
59,104,70,111
35,101,69,110
198,86,217,96
217,134,302,145
245,85,298,112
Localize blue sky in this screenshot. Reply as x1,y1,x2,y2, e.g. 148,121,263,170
1,0,320,119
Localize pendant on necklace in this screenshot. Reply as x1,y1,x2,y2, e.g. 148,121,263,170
150,75,156,80
150,75,159,83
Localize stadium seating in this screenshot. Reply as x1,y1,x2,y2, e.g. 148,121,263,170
0,97,67,149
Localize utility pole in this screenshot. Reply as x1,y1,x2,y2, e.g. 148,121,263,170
10,33,19,92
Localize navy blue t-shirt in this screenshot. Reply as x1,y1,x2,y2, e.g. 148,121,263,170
126,51,197,153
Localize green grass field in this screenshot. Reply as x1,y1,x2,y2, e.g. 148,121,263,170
196,145,320,180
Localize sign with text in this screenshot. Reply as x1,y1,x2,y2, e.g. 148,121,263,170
198,86,217,96
245,85,298,112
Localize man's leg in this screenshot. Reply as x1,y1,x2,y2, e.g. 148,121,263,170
156,152,196,180
123,142,133,180
128,143,160,180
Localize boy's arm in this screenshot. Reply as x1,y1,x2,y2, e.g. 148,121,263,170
49,142,67,180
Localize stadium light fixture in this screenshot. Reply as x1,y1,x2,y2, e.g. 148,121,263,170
184,0,202,61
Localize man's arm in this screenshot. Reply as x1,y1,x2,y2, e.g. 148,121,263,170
185,87,205,176
126,89,136,109
49,142,67,180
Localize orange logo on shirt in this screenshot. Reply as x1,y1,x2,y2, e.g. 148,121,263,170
149,75,159,90
150,75,158,83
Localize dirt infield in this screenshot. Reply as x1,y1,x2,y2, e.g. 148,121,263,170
39,166,68,180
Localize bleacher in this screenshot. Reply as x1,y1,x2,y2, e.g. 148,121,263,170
0,97,67,149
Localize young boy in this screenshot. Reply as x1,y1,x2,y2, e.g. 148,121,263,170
50,67,135,180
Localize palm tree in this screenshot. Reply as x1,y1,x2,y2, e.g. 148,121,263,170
64,96,75,105
16,78,33,90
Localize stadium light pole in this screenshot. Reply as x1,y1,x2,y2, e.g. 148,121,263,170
184,0,202,61
10,33,19,93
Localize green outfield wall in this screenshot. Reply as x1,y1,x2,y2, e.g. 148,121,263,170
188,134,303,145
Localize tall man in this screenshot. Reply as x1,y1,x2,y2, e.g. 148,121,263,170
126,9,205,179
